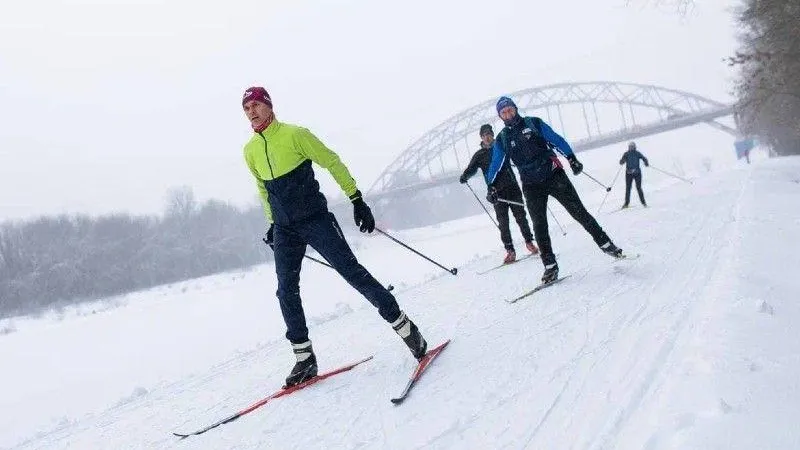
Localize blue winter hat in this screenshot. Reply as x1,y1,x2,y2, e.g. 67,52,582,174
496,96,517,114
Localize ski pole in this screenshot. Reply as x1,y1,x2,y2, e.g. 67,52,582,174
497,197,524,207
498,198,566,236
465,181,499,228
552,147,611,192
303,253,394,291
302,253,333,269
375,227,458,276
582,170,612,192
649,165,693,184
597,165,623,214
266,237,333,268
264,238,395,291
548,206,567,236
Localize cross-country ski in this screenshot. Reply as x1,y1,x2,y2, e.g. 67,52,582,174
391,339,451,405
172,356,373,438
506,275,574,303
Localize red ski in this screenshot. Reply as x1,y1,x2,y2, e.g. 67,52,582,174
173,355,373,437
391,339,451,405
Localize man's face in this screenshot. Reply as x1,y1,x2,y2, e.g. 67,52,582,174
481,132,494,147
499,105,517,123
243,100,273,129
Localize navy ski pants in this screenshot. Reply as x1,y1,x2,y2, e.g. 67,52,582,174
273,212,401,344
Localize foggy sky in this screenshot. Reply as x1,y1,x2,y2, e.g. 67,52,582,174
0,0,737,221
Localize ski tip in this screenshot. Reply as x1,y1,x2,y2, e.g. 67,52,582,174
429,339,451,354
390,397,404,405
173,432,191,439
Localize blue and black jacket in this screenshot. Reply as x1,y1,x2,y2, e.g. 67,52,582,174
619,149,649,174
486,116,575,186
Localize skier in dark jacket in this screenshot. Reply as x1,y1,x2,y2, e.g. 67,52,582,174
241,87,428,387
460,124,538,264
486,96,624,283
619,141,649,208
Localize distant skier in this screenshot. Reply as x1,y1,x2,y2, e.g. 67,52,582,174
486,96,624,283
619,141,649,208
460,124,538,264
734,137,755,164
241,87,428,387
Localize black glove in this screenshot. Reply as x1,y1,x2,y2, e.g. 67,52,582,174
350,190,375,233
459,174,469,184
567,155,583,175
644,161,650,167
262,224,274,249
486,187,499,204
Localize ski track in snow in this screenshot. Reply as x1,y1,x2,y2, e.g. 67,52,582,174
5,155,800,450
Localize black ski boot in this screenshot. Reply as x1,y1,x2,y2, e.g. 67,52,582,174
601,241,624,259
542,263,559,284
392,312,427,361
285,341,318,387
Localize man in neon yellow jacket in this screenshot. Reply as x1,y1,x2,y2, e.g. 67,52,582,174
241,87,428,387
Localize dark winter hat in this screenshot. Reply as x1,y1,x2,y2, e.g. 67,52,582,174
496,96,517,114
628,141,637,150
242,87,272,108
479,124,493,136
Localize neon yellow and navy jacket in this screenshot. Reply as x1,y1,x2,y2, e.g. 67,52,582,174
243,120,358,225
487,116,575,185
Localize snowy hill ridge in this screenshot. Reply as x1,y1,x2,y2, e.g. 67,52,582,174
3,155,799,449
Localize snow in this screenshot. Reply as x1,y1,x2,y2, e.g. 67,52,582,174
2,139,799,450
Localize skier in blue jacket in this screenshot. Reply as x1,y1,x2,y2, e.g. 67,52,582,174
486,96,624,283
619,141,649,208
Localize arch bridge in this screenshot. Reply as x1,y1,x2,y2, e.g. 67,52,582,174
367,81,734,202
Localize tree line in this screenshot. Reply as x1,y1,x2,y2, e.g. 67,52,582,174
0,187,270,319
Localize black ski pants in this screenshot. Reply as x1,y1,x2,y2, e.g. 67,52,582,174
522,169,610,266
273,212,401,344
493,184,534,251
624,171,646,206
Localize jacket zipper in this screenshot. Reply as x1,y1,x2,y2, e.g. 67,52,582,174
259,132,275,178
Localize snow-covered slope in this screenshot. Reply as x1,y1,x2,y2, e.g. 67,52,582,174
3,147,798,450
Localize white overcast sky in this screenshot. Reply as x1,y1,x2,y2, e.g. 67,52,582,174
0,0,737,221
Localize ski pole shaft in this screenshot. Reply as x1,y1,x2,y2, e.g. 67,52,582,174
548,206,567,236
552,147,611,192
266,240,394,291
466,181,499,228
303,254,333,269
497,197,525,207
375,227,458,276
582,170,612,192
267,237,334,269
597,165,623,214
499,198,565,235
649,165,693,184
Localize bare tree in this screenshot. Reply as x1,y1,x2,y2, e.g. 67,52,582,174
627,0,695,16
165,185,197,220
